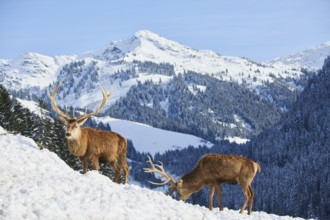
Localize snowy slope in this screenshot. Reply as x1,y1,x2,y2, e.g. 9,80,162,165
16,98,49,118
0,126,307,220
94,116,213,155
268,41,330,71
0,52,76,90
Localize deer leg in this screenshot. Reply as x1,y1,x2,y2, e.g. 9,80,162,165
122,162,129,184
119,154,129,184
91,157,100,171
80,157,89,173
112,160,121,183
114,169,121,183
208,186,215,210
107,160,120,183
215,184,223,211
248,185,254,215
239,184,250,214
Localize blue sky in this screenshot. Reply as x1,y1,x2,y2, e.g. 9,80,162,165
0,0,329,61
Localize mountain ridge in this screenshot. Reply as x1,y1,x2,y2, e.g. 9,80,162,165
1,30,328,93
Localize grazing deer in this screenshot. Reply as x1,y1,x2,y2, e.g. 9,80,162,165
47,82,128,184
144,154,261,215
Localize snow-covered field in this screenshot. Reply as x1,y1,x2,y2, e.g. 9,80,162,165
95,116,213,155
0,126,307,220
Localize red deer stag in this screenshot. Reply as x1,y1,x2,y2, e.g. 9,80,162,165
47,83,128,184
144,154,261,215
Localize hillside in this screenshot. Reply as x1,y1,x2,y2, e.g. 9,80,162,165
0,126,306,220
246,56,330,219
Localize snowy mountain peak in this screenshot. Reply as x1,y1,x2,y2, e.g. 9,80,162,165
18,51,49,60
269,41,330,71
96,29,197,65
130,30,189,52
133,29,164,40
98,30,286,83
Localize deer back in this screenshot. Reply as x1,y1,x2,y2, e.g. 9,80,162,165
81,127,126,158
183,154,258,185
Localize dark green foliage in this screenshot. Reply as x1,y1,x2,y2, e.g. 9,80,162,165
246,57,330,219
133,60,175,76
107,70,295,143
0,84,14,130
0,86,42,138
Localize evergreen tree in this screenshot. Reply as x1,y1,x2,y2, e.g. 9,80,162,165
11,103,25,134
0,84,14,131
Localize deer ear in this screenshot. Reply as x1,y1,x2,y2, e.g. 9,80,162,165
177,179,183,187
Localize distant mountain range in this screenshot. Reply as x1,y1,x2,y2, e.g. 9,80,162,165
0,30,329,143
1,30,328,93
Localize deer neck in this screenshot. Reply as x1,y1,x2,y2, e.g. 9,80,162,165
181,169,204,190
66,130,87,157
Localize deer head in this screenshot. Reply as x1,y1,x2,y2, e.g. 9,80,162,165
47,82,111,139
144,156,193,201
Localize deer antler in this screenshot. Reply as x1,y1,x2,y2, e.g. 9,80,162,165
47,82,70,122
47,83,111,123
76,84,111,122
143,155,175,186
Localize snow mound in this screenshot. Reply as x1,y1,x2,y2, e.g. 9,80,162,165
0,127,306,220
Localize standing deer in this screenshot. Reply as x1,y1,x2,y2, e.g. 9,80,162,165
47,83,128,184
144,154,261,215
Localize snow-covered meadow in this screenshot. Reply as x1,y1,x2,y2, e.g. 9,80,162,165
94,116,213,155
0,126,307,220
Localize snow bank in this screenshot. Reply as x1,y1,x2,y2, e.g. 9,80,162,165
0,127,306,220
